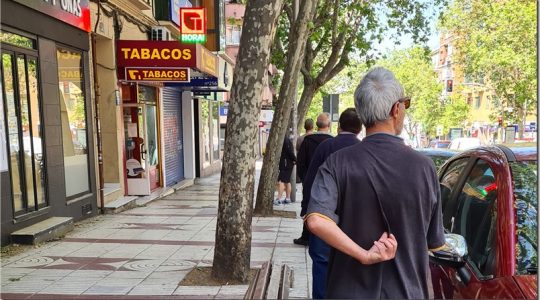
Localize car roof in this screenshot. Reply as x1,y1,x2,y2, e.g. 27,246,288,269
497,144,537,162
457,144,537,162
416,148,458,157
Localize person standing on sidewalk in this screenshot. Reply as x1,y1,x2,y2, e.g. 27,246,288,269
296,118,314,153
274,134,296,205
294,113,332,246
295,118,314,184
305,67,445,299
303,108,362,299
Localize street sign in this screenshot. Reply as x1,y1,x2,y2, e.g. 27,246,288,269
323,94,339,121
436,125,443,137
219,106,228,116
505,126,516,143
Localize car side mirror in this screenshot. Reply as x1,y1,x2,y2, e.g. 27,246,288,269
429,233,468,269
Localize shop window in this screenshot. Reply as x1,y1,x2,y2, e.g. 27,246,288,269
57,48,89,198
0,31,36,50
212,102,220,161
1,32,46,215
201,100,211,167
475,96,481,109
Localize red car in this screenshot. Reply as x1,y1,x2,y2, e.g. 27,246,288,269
429,144,537,299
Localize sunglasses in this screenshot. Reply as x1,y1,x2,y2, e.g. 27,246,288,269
397,97,411,110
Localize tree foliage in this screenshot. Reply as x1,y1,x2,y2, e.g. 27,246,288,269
270,0,448,130
379,46,468,138
440,0,536,131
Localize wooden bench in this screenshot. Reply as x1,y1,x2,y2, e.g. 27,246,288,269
244,261,293,299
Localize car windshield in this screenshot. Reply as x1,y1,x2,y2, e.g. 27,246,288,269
512,161,538,274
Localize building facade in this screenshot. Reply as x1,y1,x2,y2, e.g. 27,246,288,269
1,0,97,245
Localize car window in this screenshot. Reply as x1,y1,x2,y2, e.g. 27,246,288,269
452,159,497,277
511,161,538,275
440,158,470,227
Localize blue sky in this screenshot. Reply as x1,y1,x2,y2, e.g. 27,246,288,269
374,2,443,55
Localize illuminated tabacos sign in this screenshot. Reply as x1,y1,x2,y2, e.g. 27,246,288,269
180,8,207,44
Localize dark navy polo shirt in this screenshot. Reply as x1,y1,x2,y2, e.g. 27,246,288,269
306,133,445,299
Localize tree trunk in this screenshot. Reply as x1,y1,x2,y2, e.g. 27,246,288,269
213,0,283,282
254,0,320,215
296,81,319,132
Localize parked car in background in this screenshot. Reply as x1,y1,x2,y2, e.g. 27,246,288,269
430,144,537,299
429,139,451,149
448,137,482,150
416,148,457,170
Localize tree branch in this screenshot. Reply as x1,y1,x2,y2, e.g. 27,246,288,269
331,0,340,44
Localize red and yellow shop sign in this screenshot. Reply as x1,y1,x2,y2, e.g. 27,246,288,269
180,8,207,43
116,41,218,81
125,67,190,82
116,41,197,68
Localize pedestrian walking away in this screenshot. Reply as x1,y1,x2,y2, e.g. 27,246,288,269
295,118,314,183
302,108,362,299
275,134,296,205
294,113,332,246
305,67,445,299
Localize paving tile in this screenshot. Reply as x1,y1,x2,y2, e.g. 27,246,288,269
128,284,178,295
173,285,220,296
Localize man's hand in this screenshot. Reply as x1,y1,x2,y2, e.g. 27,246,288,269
361,232,398,265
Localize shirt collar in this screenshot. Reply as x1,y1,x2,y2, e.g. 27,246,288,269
365,132,404,141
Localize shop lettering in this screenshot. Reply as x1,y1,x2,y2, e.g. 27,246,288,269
42,0,82,17
59,69,81,80
181,34,206,43
126,68,190,82
120,48,192,61
142,69,187,80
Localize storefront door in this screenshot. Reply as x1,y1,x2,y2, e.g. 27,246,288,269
123,85,161,195
1,33,47,216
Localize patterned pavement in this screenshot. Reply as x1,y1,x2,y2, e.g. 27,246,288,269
1,162,311,299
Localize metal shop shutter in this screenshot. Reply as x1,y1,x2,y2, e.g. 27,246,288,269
162,87,184,186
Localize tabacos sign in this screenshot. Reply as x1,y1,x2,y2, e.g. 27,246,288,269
116,41,218,81
14,0,91,32
125,67,190,82
116,41,197,68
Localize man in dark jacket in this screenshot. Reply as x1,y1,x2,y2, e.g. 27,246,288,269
294,113,332,246
302,108,362,299
275,135,296,205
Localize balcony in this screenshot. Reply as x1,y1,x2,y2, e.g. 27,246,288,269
131,0,152,10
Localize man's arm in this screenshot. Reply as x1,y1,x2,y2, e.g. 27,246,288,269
305,158,397,265
306,214,397,265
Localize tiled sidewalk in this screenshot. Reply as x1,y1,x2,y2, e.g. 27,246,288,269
1,163,311,299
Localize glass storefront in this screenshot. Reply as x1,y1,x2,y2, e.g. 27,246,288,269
57,47,89,198
201,100,211,167
1,31,47,215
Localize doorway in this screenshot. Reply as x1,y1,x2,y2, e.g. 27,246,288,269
122,84,161,195
1,32,47,216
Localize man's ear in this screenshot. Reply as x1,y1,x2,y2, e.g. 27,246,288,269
390,102,399,118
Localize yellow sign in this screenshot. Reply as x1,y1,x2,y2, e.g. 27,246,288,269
125,67,190,82
196,44,218,77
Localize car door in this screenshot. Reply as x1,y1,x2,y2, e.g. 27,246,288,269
432,157,525,299
431,156,472,299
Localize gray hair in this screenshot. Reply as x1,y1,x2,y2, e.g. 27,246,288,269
353,67,404,128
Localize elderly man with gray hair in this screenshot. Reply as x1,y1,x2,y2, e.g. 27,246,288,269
305,67,445,299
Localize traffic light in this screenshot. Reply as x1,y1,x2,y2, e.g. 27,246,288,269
446,79,453,92
498,116,503,126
